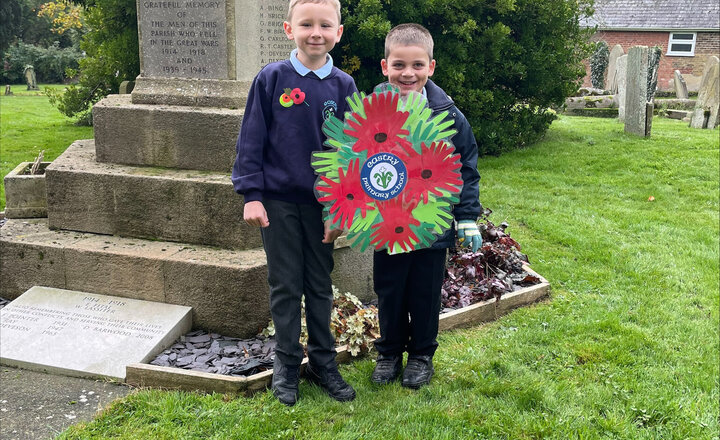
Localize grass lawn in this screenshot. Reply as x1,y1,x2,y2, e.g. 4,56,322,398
0,84,93,211
51,115,718,439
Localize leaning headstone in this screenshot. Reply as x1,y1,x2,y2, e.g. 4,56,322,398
605,44,624,92
616,55,628,121
0,286,192,380
624,46,650,136
689,56,720,129
674,70,688,99
23,65,38,91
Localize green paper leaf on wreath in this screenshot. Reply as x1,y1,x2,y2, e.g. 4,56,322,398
412,199,454,233
410,222,439,247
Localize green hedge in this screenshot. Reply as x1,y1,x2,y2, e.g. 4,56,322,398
1,40,82,84
335,0,595,155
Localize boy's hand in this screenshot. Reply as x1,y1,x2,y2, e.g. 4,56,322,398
457,220,482,252
322,219,343,243
244,201,269,227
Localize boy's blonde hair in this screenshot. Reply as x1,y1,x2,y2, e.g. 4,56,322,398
384,23,434,60
287,0,342,23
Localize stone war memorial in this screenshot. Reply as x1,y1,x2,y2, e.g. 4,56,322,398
0,0,373,380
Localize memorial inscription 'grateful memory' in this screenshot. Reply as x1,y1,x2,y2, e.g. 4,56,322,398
0,286,192,379
139,0,228,79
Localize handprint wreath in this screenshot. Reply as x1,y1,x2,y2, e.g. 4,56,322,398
313,88,463,254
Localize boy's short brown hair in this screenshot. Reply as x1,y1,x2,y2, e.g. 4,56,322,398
287,0,342,22
384,23,434,60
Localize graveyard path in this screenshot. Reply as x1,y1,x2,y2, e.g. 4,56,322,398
0,366,130,439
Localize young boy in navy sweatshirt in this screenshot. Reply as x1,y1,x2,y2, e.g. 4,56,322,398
371,23,483,389
231,0,357,406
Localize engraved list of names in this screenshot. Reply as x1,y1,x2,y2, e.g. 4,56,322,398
256,3,295,68
234,0,295,81
139,0,228,79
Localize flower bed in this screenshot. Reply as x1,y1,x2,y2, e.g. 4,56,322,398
127,216,550,394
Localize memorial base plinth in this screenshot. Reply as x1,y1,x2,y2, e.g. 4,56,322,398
94,95,243,172
131,77,250,109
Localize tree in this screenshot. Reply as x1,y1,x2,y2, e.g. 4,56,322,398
37,0,84,36
0,0,24,53
335,0,595,155
48,0,138,124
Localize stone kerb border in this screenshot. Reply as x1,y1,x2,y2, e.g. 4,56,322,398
125,266,550,395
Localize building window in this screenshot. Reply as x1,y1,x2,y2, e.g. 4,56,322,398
667,33,696,56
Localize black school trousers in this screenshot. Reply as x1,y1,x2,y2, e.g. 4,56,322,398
261,199,336,368
373,247,447,357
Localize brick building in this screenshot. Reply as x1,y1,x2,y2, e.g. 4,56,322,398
582,0,720,92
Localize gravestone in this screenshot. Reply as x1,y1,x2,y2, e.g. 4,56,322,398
689,56,720,129
616,54,628,122
605,44,624,93
624,46,650,136
4,85,12,95
23,65,38,91
0,286,192,379
674,70,688,99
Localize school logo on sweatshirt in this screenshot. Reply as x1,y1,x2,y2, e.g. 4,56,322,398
322,100,337,120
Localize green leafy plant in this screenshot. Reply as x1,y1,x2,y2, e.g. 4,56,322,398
262,286,380,356
590,40,609,89
46,0,139,124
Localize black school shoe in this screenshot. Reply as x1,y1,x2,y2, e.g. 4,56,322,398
271,357,300,406
402,355,434,389
305,363,356,402
371,354,402,384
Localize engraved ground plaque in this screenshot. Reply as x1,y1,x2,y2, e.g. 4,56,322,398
0,286,192,380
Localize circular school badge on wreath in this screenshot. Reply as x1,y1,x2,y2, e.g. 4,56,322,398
312,87,463,254
360,153,408,200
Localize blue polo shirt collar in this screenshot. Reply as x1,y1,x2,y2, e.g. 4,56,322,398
290,49,334,79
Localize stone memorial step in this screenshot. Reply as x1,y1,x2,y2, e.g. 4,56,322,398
45,139,261,251
0,218,269,337
0,286,192,380
93,94,243,172
0,219,373,337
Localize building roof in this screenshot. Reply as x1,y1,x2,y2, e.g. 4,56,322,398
583,0,720,30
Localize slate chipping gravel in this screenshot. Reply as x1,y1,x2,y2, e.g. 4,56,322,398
150,329,276,376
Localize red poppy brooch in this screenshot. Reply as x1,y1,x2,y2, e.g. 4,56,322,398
313,88,463,254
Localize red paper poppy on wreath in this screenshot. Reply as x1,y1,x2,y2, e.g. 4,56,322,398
403,141,463,204
344,91,412,157
370,197,421,252
316,158,375,230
